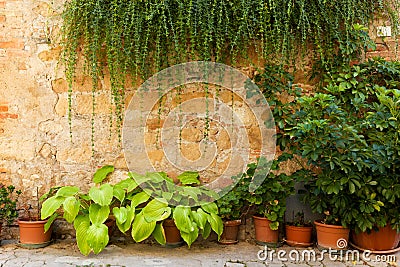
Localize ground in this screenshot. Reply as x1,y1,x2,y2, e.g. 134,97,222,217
0,240,398,267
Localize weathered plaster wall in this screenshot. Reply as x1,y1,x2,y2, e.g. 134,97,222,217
0,0,399,239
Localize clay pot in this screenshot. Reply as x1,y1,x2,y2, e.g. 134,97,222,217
351,224,400,251
18,219,52,248
253,216,279,245
314,220,349,249
163,219,183,247
285,224,313,246
219,219,241,244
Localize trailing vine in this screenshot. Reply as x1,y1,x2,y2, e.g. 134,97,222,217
60,0,399,140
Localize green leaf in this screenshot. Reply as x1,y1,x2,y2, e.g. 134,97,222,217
113,206,128,224
55,186,79,197
89,204,110,224
192,208,208,229
87,223,109,254
74,215,91,256
153,223,166,245
202,222,212,239
131,212,156,242
201,202,218,214
142,198,171,222
173,206,194,233
177,171,200,185
89,184,113,206
113,206,135,233
62,196,80,223
207,213,223,239
180,222,198,247
130,191,150,207
41,196,65,220
93,165,114,184
113,185,126,203
44,213,58,233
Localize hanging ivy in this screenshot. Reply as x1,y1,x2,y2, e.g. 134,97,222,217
60,0,400,141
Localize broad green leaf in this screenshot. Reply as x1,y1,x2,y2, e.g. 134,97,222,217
130,191,150,207
142,198,171,222
44,213,58,233
113,207,128,224
87,223,109,254
129,172,151,185
41,196,65,220
146,172,167,183
192,208,208,229
177,171,200,185
93,165,114,184
113,185,126,202
173,206,194,233
116,178,138,192
115,206,135,233
201,202,218,214
153,223,166,245
89,204,110,224
89,184,113,206
63,196,80,223
74,215,91,256
202,222,212,239
180,222,198,247
55,186,79,197
207,213,223,239
131,212,156,242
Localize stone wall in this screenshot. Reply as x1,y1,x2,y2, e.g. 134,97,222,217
0,0,399,239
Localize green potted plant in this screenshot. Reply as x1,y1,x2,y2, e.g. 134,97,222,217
287,58,400,250
216,172,251,244
0,183,21,239
285,211,313,247
247,155,296,246
40,165,123,255
127,171,224,248
17,187,54,248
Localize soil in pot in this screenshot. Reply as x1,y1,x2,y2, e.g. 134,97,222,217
219,219,241,245
351,224,400,251
253,216,279,246
18,219,52,248
285,224,313,247
314,220,349,250
163,219,183,248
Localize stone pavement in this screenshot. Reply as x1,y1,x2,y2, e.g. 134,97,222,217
0,239,399,267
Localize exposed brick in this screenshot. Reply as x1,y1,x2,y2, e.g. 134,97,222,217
0,39,24,49
0,105,8,112
0,168,9,173
0,15,5,23
0,113,18,119
0,2,5,8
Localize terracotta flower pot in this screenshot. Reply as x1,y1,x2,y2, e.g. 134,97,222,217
351,224,400,251
314,220,349,250
285,224,313,246
219,219,241,245
163,219,183,247
18,219,52,248
253,216,279,245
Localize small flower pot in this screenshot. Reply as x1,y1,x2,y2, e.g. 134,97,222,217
285,224,313,247
18,219,52,248
163,219,183,248
219,219,241,245
253,216,279,245
314,220,349,250
351,224,400,251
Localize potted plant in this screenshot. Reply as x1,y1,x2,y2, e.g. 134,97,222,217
40,165,124,255
286,58,400,250
0,183,21,239
247,155,296,246
216,172,251,244
17,187,54,248
285,211,313,247
127,171,224,248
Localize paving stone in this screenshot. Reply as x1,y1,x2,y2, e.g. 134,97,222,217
225,262,246,267
245,261,266,267
23,261,46,267
2,257,29,267
285,263,310,267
